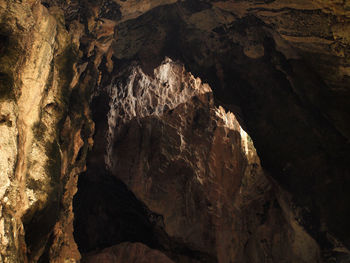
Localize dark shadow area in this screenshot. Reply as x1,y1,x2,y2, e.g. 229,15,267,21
74,170,216,263
73,170,161,253
23,192,61,262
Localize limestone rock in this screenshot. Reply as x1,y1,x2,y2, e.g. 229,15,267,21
74,59,323,263
0,1,92,262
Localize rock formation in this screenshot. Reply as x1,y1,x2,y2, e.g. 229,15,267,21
84,242,175,263
0,0,349,262
75,59,323,263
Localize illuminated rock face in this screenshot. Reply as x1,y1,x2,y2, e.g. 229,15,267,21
0,2,91,262
80,3,350,254
76,59,322,263
106,60,255,260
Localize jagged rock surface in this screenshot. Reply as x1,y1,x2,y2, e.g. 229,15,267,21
74,59,323,263
110,60,323,263
83,0,350,256
0,1,93,262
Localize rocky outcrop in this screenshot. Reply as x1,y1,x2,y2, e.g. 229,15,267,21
74,59,324,263
89,0,350,255
0,1,92,262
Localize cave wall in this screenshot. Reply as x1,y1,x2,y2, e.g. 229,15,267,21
98,0,350,254
0,0,349,262
0,1,92,262
74,59,323,263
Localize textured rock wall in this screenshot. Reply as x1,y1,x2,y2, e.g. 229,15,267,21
76,59,323,263
0,1,92,262
96,1,350,255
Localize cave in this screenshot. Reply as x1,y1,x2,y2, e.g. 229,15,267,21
72,4,350,261
1,0,350,262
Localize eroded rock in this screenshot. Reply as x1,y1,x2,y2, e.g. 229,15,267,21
74,59,325,263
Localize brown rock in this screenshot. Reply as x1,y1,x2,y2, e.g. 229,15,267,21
84,242,175,263
100,59,321,262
